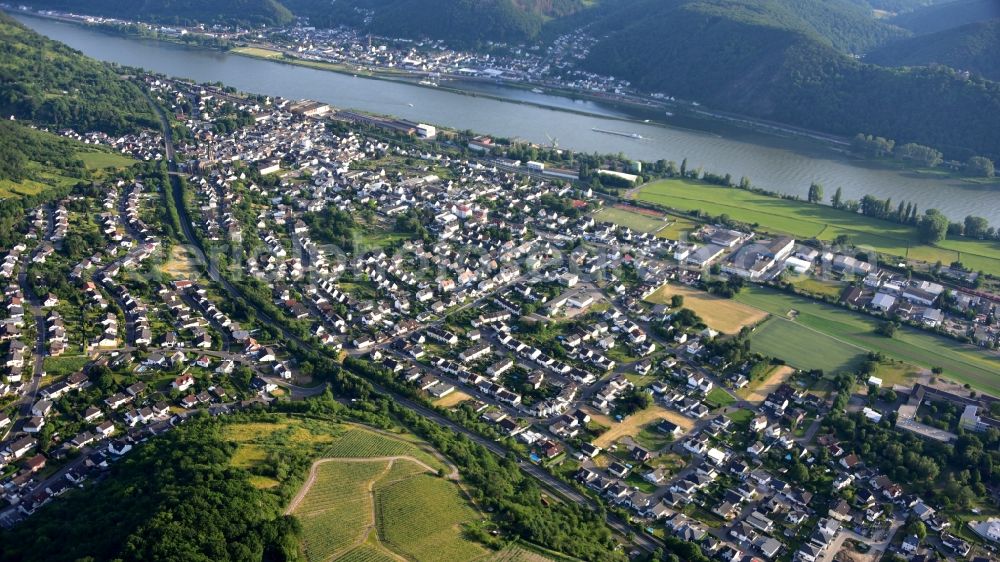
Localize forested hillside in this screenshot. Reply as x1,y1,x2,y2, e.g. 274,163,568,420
0,12,156,135
0,421,300,562
580,0,1000,160
284,0,587,43
890,0,1000,33
0,121,86,185
19,0,293,27
868,19,1000,81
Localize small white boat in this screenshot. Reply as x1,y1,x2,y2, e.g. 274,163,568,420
531,88,544,94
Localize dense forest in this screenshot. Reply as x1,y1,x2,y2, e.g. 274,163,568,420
0,121,86,184
0,419,301,562
889,0,1000,34
0,13,156,135
19,0,294,28
868,19,1000,81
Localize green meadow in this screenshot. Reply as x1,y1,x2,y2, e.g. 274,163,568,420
636,179,1000,275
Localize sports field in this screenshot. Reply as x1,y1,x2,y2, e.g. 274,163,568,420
231,46,283,59
656,216,699,240
635,179,1000,275
736,287,1000,394
592,207,667,233
748,317,866,374
645,283,767,333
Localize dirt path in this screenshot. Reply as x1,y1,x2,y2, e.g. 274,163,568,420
290,456,433,562
362,424,461,480
284,456,438,516
740,365,795,403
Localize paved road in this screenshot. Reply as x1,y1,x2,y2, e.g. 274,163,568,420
816,517,902,562
12,206,52,434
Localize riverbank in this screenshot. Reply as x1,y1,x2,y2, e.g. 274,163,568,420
16,10,1000,224
228,43,997,185
12,8,977,179
230,45,705,130
228,44,860,148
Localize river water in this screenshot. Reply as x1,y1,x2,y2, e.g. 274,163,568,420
16,13,1000,224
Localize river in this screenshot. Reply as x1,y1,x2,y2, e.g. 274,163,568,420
15,13,1000,224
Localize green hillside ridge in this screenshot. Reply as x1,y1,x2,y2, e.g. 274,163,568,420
0,420,302,562
284,0,588,43
890,0,1000,33
20,0,294,27
0,120,94,189
868,19,1000,81
580,0,1000,160
0,12,156,135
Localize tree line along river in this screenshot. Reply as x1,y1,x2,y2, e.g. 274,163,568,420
14,13,1000,225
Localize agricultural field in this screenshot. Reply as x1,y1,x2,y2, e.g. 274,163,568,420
488,543,562,562
159,245,200,278
434,390,472,408
335,539,400,562
231,444,268,470
738,366,796,403
235,416,483,562
590,405,694,449
635,179,1000,275
41,355,90,377
645,283,767,333
736,287,1000,394
233,46,413,77
790,276,845,299
231,46,283,59
592,206,667,233
292,460,389,561
0,178,46,199
75,150,135,171
375,470,489,562
321,427,448,473
221,418,447,478
291,457,488,562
